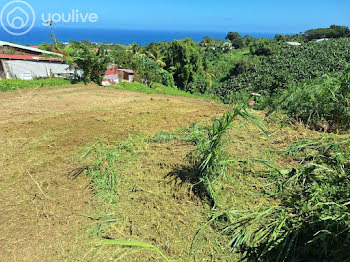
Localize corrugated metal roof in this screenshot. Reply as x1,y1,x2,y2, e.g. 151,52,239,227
118,69,135,73
286,42,301,46
0,41,63,57
0,54,64,61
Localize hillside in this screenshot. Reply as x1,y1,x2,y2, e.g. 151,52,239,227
1,84,344,261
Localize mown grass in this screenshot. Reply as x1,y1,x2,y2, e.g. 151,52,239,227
113,81,216,100
70,91,348,261
0,78,73,92
76,103,323,261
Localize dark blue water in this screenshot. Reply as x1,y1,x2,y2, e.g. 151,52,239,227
0,27,276,45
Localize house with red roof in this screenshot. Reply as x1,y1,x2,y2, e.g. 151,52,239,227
103,65,136,86
0,41,135,83
0,41,76,80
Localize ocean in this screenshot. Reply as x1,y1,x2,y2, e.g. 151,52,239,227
0,27,276,45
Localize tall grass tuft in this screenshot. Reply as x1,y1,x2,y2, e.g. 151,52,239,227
80,141,120,203
190,95,266,207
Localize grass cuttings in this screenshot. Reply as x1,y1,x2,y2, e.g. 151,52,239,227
209,138,350,262
76,138,140,203
0,78,73,92
77,134,236,261
76,97,345,261
99,240,184,262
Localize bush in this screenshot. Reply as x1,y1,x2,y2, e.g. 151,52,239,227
187,73,210,93
277,68,350,131
249,39,275,56
134,55,175,87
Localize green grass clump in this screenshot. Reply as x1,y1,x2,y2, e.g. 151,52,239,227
188,96,265,207
0,78,73,92
79,139,138,203
113,81,215,100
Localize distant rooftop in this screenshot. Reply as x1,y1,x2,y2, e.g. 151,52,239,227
316,38,330,42
0,54,64,62
0,41,63,57
286,41,301,46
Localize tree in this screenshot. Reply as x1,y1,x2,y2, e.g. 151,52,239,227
165,38,204,91
250,39,275,56
134,54,175,87
304,25,350,40
144,42,169,67
225,32,244,49
66,42,112,85
244,35,255,46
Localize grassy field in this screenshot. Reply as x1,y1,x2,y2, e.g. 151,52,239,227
0,78,73,92
0,84,346,261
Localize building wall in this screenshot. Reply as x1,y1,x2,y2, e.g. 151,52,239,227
1,60,76,79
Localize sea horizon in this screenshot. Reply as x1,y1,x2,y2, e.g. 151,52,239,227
0,27,278,46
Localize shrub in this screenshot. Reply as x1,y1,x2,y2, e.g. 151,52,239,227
249,39,275,56
134,55,175,87
187,73,210,94
277,68,350,131
65,42,112,85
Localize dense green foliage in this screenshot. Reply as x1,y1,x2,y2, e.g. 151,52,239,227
215,38,350,103
226,32,245,49
65,42,112,85
165,38,204,92
220,139,350,261
249,39,276,56
0,78,72,92
276,68,350,130
305,25,350,40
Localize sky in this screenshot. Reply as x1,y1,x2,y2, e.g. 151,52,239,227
1,0,350,34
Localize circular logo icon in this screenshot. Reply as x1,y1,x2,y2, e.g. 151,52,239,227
0,0,35,36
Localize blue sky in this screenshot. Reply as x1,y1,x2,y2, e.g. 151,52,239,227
5,0,350,33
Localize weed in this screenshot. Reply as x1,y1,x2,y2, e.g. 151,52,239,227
189,97,266,207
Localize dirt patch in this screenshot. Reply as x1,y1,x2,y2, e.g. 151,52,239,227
0,85,226,261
